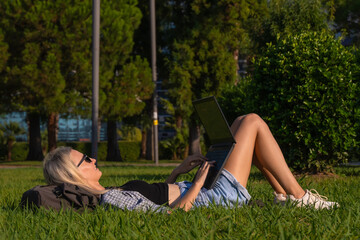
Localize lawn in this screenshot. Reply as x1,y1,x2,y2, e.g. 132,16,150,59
1,164,359,239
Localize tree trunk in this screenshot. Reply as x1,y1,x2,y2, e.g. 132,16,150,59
175,115,182,129
146,127,153,160
184,145,189,159
7,139,14,161
26,112,44,161
141,128,147,159
188,124,201,155
106,120,122,161
47,112,59,152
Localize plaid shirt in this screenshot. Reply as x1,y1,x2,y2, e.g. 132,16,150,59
100,189,168,213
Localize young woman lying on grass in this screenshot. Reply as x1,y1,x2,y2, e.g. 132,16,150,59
43,114,338,212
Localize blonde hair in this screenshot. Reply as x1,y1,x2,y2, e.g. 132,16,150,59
43,146,106,195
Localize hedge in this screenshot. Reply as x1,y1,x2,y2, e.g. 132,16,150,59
0,141,142,162
248,31,359,172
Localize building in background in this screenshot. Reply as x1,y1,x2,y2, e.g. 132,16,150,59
0,112,107,142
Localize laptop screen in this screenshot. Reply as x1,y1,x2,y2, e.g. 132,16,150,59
193,96,235,145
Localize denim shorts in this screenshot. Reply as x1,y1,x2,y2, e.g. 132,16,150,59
175,169,251,208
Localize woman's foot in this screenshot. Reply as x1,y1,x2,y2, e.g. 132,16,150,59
288,189,339,209
273,192,287,205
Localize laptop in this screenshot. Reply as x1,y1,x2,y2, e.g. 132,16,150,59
192,96,236,189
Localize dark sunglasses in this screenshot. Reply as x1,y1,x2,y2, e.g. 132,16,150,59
77,154,92,167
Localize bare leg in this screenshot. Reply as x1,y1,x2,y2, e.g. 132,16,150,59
223,114,305,198
252,154,287,195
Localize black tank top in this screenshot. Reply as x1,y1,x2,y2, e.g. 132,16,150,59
120,180,169,206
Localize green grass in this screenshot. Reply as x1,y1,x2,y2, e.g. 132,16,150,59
1,165,359,239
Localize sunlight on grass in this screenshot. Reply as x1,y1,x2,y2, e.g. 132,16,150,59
1,165,359,239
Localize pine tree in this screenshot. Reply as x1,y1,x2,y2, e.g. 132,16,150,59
98,0,153,162
0,0,94,158
0,29,10,113
163,0,254,156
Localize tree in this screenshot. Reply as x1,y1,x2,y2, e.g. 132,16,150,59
0,122,26,161
0,29,9,113
0,29,9,73
132,1,167,160
248,31,359,172
162,0,256,157
246,0,332,53
0,0,93,159
98,1,153,162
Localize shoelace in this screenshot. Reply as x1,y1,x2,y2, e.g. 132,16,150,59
274,192,287,201
308,189,329,201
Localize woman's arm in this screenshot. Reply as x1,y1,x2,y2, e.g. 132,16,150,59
169,161,212,211
165,154,207,184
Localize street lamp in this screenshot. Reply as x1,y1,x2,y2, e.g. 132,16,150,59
150,0,159,165
92,0,100,162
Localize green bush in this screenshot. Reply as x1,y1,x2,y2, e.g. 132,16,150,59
159,139,175,160
0,142,28,161
59,141,140,162
0,143,6,160
350,48,360,162
2,141,141,162
10,142,28,161
117,141,141,162
58,142,92,156
248,31,359,172
218,79,252,124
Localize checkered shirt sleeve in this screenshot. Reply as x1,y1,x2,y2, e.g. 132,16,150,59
100,189,168,213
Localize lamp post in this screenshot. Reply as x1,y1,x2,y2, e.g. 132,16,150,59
92,0,100,161
150,0,159,165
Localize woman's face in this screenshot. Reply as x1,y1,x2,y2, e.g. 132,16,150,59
70,150,102,183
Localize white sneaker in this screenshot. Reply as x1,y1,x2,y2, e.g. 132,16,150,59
273,192,287,205
288,189,339,210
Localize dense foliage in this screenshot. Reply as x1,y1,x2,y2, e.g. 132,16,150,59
247,31,359,172
0,0,359,170
246,0,332,53
218,79,252,124
160,0,258,156
0,141,142,162
0,0,152,161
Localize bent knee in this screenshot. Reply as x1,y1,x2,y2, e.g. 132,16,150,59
232,113,266,129
239,113,265,127
244,113,262,121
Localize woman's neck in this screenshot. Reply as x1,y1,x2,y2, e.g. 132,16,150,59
89,181,105,191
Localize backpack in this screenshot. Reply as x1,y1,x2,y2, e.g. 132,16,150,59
20,183,100,212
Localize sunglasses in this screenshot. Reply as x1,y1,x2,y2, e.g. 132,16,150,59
77,154,92,167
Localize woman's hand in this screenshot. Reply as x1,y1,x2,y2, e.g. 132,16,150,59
175,154,208,175
193,161,214,186
165,154,208,184
170,161,214,211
